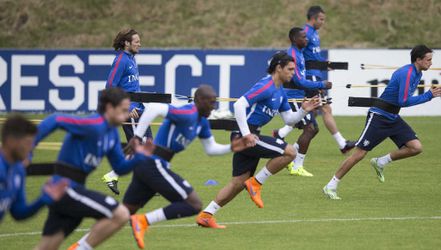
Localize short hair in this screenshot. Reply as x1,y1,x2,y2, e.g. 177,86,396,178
194,85,216,100
267,51,295,74
307,6,325,20
1,114,37,144
97,88,130,114
411,45,433,63
112,28,138,51
289,27,303,44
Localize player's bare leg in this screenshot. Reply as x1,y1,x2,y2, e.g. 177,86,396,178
290,124,318,176
321,104,356,154
34,231,65,250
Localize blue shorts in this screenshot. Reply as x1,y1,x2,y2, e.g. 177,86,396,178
42,186,119,237
123,157,193,207
289,102,318,129
355,112,418,151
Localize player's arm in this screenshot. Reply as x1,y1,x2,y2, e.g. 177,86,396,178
292,71,330,89
280,93,321,126
198,119,231,155
34,114,101,146
134,103,169,139
398,71,433,107
106,54,126,88
9,171,67,220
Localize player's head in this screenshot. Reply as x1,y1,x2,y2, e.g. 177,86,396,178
411,45,433,71
194,85,217,118
98,88,131,126
267,51,295,84
112,28,141,54
1,114,37,162
289,27,308,48
307,6,325,30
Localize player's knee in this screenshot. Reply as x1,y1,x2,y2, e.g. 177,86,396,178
113,204,130,225
284,144,296,161
410,143,423,155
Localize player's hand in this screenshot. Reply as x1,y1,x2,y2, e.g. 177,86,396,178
323,81,332,89
134,139,155,156
124,136,142,155
301,96,321,112
230,135,256,152
43,179,68,201
430,86,441,97
241,134,259,148
129,109,139,119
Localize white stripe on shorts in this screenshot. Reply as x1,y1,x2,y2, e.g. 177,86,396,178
155,159,188,199
256,140,285,155
356,112,375,146
66,188,113,218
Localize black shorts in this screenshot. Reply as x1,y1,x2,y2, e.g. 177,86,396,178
231,131,288,176
305,75,328,98
123,157,193,207
355,112,418,151
289,102,318,129
42,185,119,237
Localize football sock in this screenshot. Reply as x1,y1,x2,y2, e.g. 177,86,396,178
293,153,306,170
77,241,93,250
326,175,340,190
255,166,272,184
162,202,199,220
105,170,119,179
203,201,221,215
293,142,299,152
145,208,166,225
332,132,347,149
278,125,293,138
377,154,392,168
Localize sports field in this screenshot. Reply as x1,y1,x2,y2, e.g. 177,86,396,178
0,115,440,249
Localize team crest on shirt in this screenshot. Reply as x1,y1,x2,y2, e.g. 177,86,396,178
363,140,370,147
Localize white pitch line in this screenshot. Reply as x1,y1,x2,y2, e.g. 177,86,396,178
1,215,441,238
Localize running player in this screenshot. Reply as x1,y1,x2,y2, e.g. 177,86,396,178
303,6,356,154
126,85,252,249
0,115,67,223
273,27,331,177
101,28,153,195
33,88,149,250
323,45,441,200
197,52,320,229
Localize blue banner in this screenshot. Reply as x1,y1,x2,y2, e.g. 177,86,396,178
0,49,328,112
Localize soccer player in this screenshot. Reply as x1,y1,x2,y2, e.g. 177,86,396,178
197,52,320,229
0,115,67,223
303,5,356,154
323,45,441,200
101,28,153,195
273,27,331,177
126,85,252,249
34,88,149,250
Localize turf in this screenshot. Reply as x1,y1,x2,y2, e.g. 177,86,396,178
0,115,440,249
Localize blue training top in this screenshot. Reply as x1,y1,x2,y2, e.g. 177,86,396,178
284,45,326,99
35,113,145,186
370,64,433,120
0,153,53,222
303,23,325,79
106,50,144,112
154,103,212,154
243,75,291,127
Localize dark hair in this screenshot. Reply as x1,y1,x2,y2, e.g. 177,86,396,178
289,27,303,44
1,114,37,144
194,85,216,100
112,28,138,51
97,88,130,114
267,51,295,74
307,6,325,20
411,45,433,63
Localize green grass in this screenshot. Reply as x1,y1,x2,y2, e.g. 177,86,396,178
1,0,441,48
1,115,441,249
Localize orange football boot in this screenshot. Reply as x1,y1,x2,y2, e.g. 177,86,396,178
130,214,149,249
67,242,79,250
244,177,264,208
196,211,226,229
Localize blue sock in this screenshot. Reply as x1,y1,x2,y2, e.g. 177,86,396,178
163,201,199,220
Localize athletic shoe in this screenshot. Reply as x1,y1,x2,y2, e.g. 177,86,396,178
286,161,294,171
130,214,149,249
101,174,120,195
196,212,226,229
67,242,79,250
370,158,385,183
322,186,341,200
272,129,284,141
340,140,356,154
290,166,314,177
244,177,264,208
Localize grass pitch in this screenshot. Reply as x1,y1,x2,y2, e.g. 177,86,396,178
0,115,440,249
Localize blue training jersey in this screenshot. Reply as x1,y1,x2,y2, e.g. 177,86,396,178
303,23,324,79
284,45,326,99
370,64,433,120
243,75,291,127
106,51,144,112
35,114,145,185
0,153,53,222
154,103,212,154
